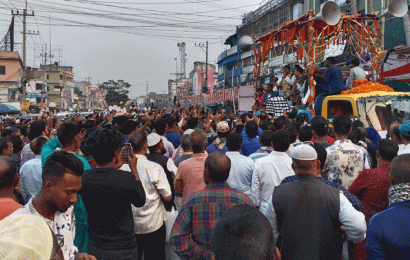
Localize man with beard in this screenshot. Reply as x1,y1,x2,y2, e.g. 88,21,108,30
12,151,96,260
147,133,177,211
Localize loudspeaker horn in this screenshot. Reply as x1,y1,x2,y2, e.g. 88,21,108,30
378,0,409,19
238,35,254,52
300,1,341,26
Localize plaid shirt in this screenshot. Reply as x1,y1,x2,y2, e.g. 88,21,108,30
265,96,291,118
169,182,251,260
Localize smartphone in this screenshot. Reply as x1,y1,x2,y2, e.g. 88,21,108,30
248,111,253,118
123,143,131,162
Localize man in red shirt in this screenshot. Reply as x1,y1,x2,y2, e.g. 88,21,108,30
349,139,399,259
0,156,22,220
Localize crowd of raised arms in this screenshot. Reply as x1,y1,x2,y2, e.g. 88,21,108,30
0,97,410,260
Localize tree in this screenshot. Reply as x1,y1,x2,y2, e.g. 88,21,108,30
98,80,131,105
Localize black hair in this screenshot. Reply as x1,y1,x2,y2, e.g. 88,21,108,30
190,129,208,153
295,113,308,126
326,56,336,65
298,126,313,142
378,139,399,161
42,151,84,184
260,130,274,147
352,58,360,67
393,126,403,142
348,127,362,144
283,65,291,70
20,124,30,137
267,83,273,88
260,120,273,131
57,121,83,147
272,130,290,152
352,120,364,128
166,117,176,129
129,131,147,153
273,116,286,131
186,117,199,129
0,156,16,188
284,124,298,143
205,152,231,183
332,115,352,135
313,143,327,169
154,118,167,136
30,136,48,155
211,205,274,260
256,87,264,92
0,137,11,155
294,64,304,73
311,116,329,137
391,154,410,184
10,135,24,154
226,132,242,151
245,121,258,138
30,121,48,141
87,128,125,165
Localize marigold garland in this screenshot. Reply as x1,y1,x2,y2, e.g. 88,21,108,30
342,80,394,94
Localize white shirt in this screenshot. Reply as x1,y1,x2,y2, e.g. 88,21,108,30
251,151,294,212
323,139,370,189
398,143,410,155
117,106,127,115
19,155,42,203
108,105,118,112
20,143,35,166
261,192,367,245
11,197,78,260
225,151,255,197
161,136,175,158
120,154,172,234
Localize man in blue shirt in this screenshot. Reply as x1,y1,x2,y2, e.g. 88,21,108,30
240,121,261,157
165,117,182,149
367,154,410,259
315,56,344,116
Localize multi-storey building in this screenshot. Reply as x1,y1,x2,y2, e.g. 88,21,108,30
42,63,64,111
0,51,22,103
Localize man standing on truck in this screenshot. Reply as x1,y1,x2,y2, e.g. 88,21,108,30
314,57,344,116
346,58,366,90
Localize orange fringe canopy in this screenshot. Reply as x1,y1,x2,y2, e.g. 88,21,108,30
253,13,381,106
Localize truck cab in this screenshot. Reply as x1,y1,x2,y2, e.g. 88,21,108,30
322,91,410,137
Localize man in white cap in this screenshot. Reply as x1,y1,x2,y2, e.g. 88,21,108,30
261,144,366,260
117,101,127,116
0,214,64,260
147,133,177,211
206,121,230,155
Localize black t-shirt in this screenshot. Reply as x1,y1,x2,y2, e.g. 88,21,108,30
80,168,146,250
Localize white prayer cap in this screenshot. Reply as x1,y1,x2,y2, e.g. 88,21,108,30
184,129,194,135
291,143,318,160
0,215,54,260
147,133,161,147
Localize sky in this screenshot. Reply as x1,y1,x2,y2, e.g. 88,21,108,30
0,0,264,99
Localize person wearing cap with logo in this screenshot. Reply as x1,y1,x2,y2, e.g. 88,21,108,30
261,144,366,260
206,121,230,155
397,120,410,155
117,101,127,116
147,133,177,211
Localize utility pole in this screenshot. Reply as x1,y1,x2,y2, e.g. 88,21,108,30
195,41,209,94
13,1,35,102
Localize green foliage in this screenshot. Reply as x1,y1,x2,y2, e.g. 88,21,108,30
98,80,131,105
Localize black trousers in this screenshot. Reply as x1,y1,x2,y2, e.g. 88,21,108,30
136,223,166,260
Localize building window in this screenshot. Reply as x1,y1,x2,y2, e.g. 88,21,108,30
0,66,5,75
47,74,49,80
35,83,43,90
60,74,63,80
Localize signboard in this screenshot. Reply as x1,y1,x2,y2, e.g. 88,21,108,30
21,101,30,112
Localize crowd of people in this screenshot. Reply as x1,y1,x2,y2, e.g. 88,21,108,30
254,56,367,117
0,96,409,260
